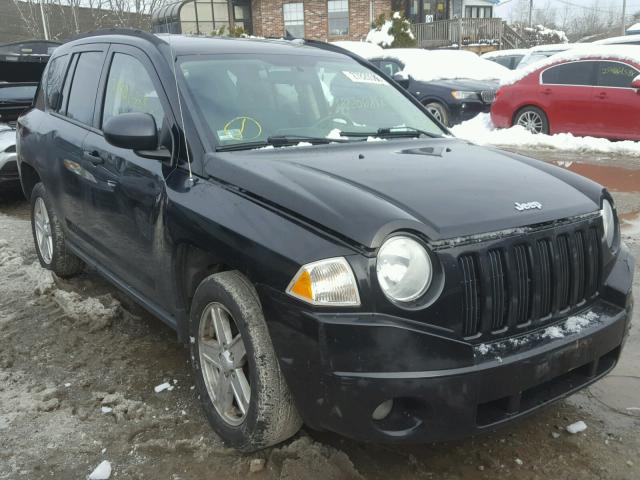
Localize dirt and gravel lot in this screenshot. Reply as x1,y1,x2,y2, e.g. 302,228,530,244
0,148,639,480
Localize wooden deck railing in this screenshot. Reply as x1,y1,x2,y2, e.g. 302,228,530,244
411,18,526,50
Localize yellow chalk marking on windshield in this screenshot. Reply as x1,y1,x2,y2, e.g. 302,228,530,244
223,116,262,140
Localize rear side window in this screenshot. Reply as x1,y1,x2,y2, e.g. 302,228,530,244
44,54,69,111
541,61,596,86
65,51,103,125
596,61,639,88
102,53,165,132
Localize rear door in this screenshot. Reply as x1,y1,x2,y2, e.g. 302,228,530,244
45,46,107,236
80,45,175,306
539,61,597,136
594,60,640,140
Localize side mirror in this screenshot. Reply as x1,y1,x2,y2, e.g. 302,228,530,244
104,113,158,151
393,72,411,89
632,77,640,91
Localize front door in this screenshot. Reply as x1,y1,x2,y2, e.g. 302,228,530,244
81,45,175,307
593,60,640,140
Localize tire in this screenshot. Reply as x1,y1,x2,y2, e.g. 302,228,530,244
189,271,302,451
30,182,84,278
425,102,449,126
514,106,549,134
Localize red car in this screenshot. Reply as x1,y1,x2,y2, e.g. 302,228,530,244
491,48,640,140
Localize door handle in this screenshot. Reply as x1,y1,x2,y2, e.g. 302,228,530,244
83,150,104,165
541,88,552,95
596,92,607,100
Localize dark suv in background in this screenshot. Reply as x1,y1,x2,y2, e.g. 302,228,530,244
17,30,634,452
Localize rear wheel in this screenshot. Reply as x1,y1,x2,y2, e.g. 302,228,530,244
189,271,302,451
425,102,449,126
514,106,549,134
30,182,84,277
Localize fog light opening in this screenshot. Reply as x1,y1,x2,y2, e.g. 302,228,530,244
372,399,394,421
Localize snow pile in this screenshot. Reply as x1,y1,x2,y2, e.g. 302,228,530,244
52,291,120,331
451,113,640,156
88,460,111,480
331,41,383,58
366,20,395,48
373,49,509,81
502,44,640,86
525,24,569,44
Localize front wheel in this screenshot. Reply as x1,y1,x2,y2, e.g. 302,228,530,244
514,106,549,134
189,271,302,451
425,102,449,127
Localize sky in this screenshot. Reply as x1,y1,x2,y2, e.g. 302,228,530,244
495,0,640,24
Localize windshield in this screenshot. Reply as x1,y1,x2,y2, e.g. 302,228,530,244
178,53,445,150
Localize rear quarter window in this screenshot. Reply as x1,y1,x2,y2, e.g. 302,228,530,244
596,61,639,88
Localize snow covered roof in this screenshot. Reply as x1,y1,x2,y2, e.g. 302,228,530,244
628,23,640,32
330,41,384,58
501,45,640,86
482,49,530,59
370,48,510,82
594,34,640,45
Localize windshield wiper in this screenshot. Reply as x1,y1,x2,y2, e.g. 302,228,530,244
340,126,439,139
215,134,353,152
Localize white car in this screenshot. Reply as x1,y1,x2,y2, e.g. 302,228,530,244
594,34,640,46
517,43,587,69
482,48,530,70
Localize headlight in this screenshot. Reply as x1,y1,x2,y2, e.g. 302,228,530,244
601,199,616,248
451,90,478,100
286,257,360,306
376,236,432,303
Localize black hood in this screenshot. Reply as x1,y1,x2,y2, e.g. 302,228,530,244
421,78,499,91
205,139,603,249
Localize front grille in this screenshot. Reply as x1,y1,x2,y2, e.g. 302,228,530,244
481,89,497,103
459,224,602,338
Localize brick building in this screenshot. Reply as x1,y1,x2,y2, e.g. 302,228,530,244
152,0,393,41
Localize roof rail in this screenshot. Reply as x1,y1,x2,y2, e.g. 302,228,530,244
68,28,166,46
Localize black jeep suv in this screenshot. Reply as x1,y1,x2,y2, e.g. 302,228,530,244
16,30,634,452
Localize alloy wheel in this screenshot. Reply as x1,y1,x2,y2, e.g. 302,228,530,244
34,197,53,264
517,111,543,134
427,105,442,123
198,302,251,426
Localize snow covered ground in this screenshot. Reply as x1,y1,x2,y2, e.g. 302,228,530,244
451,113,640,157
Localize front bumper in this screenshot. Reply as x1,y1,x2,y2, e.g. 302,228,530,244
449,100,492,125
260,248,634,443
0,152,19,186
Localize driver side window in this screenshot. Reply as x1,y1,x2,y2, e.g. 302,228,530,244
102,53,165,133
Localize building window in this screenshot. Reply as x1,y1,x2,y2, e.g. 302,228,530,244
283,3,304,38
465,6,493,18
328,0,349,36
